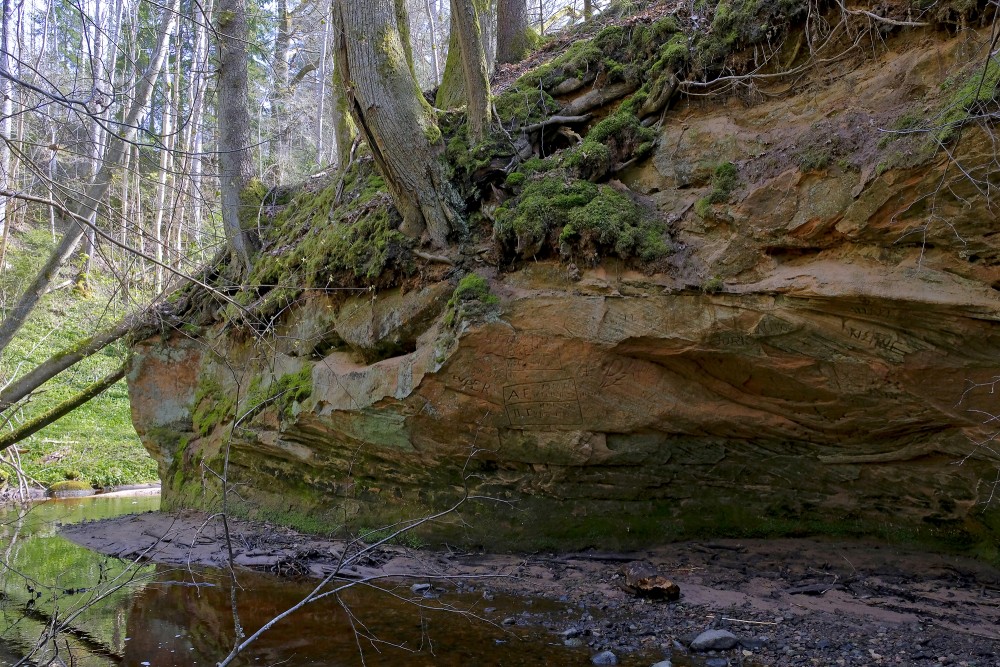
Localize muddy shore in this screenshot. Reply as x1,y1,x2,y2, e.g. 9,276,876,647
63,510,1000,666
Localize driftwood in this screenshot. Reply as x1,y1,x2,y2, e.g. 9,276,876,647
785,582,844,596
640,74,679,118
551,71,597,96
619,561,681,600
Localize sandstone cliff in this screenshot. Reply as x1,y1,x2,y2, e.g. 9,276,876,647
129,4,1000,557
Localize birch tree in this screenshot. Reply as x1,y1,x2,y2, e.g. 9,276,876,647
0,0,180,354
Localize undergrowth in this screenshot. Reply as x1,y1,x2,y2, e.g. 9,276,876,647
0,228,156,490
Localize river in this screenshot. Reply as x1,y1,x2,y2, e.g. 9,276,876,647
0,495,665,666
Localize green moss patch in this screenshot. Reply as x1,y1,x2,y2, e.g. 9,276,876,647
937,57,1000,142
444,273,500,327
695,161,740,217
238,160,412,325
495,171,669,263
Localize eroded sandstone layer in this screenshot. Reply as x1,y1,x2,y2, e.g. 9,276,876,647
129,28,1000,553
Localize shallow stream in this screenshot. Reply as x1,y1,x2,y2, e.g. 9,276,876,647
0,496,678,666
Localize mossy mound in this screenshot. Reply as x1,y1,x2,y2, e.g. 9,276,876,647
215,160,413,326
495,168,670,263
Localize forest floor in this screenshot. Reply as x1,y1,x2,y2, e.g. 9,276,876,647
65,509,1000,666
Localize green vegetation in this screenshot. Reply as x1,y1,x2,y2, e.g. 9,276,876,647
695,161,740,217
495,171,669,263
444,273,500,327
795,146,830,172
702,275,724,293
241,161,411,324
565,111,656,180
192,376,236,437
0,229,156,490
242,365,314,420
937,58,1000,142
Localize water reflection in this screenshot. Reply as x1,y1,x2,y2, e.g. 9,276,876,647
124,566,590,666
1,497,608,666
0,495,161,665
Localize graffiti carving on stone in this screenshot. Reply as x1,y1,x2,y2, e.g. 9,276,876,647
503,377,582,426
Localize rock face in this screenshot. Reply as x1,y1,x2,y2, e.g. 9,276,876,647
129,29,1000,554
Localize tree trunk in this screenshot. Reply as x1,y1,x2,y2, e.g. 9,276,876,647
333,0,457,247
0,364,127,453
316,12,331,163
497,0,532,64
76,0,109,290
435,0,494,110
152,44,176,294
424,0,441,84
0,311,151,413
0,0,179,355
269,0,291,182
189,0,213,258
216,0,255,276
330,55,356,170
0,0,13,248
450,0,491,143
435,12,465,109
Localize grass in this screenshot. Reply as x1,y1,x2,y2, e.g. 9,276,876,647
0,226,157,491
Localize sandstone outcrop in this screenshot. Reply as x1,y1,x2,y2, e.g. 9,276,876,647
129,24,1000,555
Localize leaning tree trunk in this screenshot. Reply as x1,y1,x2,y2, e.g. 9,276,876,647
333,0,457,247
0,0,179,355
497,0,532,65
216,0,255,276
450,0,491,143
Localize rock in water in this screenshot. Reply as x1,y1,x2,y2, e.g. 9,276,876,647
620,561,680,600
690,629,738,651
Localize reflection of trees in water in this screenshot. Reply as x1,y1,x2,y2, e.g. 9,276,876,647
124,565,574,666
0,499,157,666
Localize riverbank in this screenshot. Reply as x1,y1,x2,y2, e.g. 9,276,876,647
63,510,1000,666
0,482,160,505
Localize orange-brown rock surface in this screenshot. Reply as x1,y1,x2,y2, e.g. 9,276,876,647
129,26,1000,554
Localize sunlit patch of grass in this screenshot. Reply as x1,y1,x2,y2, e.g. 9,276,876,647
0,228,157,490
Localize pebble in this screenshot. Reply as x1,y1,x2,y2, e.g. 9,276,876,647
649,661,673,667
705,659,729,667
410,583,430,593
591,649,618,665
690,629,739,651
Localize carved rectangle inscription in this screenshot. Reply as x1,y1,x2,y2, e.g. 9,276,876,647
504,379,576,404
503,378,581,425
506,401,583,426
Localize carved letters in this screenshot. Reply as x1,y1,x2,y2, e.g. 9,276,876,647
503,378,582,426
